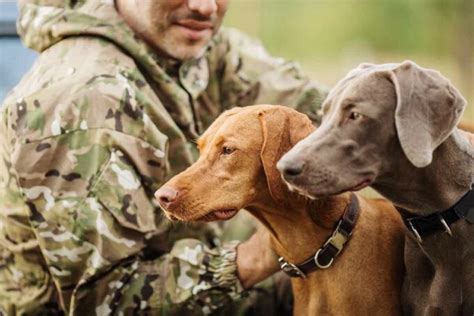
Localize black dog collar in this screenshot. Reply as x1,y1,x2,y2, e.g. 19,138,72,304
402,187,474,243
278,193,360,278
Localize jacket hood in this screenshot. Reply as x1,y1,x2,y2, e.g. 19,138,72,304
18,0,140,52
17,0,181,81
17,0,218,101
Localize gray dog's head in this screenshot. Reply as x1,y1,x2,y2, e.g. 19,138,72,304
277,61,466,198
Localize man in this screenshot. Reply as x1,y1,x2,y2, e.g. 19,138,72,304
0,0,326,314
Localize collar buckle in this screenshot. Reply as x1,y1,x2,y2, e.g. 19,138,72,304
325,220,349,253
278,257,307,279
277,193,360,278
314,221,349,269
314,248,334,269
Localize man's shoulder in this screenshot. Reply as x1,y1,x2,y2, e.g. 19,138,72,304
2,38,153,144
4,36,144,105
208,27,282,72
214,27,260,46
209,27,264,58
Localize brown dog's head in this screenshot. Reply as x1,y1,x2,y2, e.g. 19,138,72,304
155,105,314,221
277,61,466,197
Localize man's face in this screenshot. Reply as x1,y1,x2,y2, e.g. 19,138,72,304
119,0,229,60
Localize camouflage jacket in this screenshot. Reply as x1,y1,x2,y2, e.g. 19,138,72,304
0,0,326,315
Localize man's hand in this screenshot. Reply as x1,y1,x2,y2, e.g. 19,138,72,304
236,227,280,289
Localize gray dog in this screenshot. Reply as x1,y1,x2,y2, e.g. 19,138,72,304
277,61,474,315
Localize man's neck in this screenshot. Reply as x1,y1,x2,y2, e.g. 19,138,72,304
155,56,182,78
373,130,473,215
247,192,351,264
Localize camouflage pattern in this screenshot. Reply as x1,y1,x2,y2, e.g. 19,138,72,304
0,0,327,315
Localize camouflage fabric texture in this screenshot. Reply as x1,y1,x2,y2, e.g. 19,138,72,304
0,0,327,315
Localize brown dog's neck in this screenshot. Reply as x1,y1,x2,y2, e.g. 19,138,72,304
374,129,473,215
247,192,352,264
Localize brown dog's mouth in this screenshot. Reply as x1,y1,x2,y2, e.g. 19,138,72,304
165,209,239,222
197,209,239,221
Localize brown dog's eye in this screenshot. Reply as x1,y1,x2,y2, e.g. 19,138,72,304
348,111,362,120
222,146,235,155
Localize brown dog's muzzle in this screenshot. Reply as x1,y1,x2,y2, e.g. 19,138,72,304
155,186,181,220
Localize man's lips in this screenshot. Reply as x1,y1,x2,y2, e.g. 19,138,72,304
174,19,213,41
176,19,213,30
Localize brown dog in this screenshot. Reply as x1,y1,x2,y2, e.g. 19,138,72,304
278,61,474,314
155,105,405,315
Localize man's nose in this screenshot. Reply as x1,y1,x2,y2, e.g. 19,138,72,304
155,186,180,210
187,0,218,17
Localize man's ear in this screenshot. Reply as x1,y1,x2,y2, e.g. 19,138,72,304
259,107,314,202
387,61,466,167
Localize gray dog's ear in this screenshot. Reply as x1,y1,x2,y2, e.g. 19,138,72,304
387,61,466,168
259,107,314,202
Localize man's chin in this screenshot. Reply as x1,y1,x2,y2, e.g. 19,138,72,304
175,44,209,60
159,36,210,61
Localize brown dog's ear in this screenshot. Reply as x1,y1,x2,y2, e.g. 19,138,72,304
259,107,315,202
387,61,466,168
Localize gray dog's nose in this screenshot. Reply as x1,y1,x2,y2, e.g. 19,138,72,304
277,159,305,177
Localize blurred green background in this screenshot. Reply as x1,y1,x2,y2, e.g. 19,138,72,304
225,0,474,122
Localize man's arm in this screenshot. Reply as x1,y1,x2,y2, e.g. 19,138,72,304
6,79,280,314
236,226,280,289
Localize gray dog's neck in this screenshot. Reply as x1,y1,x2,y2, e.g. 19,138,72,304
373,129,473,215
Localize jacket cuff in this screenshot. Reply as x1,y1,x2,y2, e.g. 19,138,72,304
206,240,244,300
170,239,245,314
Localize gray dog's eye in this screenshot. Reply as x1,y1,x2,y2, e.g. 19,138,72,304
348,111,362,120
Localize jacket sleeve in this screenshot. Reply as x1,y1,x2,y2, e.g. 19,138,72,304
7,92,244,315
215,28,329,123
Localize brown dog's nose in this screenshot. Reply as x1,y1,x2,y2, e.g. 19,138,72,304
155,187,179,209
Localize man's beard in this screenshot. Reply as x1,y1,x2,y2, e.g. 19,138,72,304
157,33,211,60
151,8,217,60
